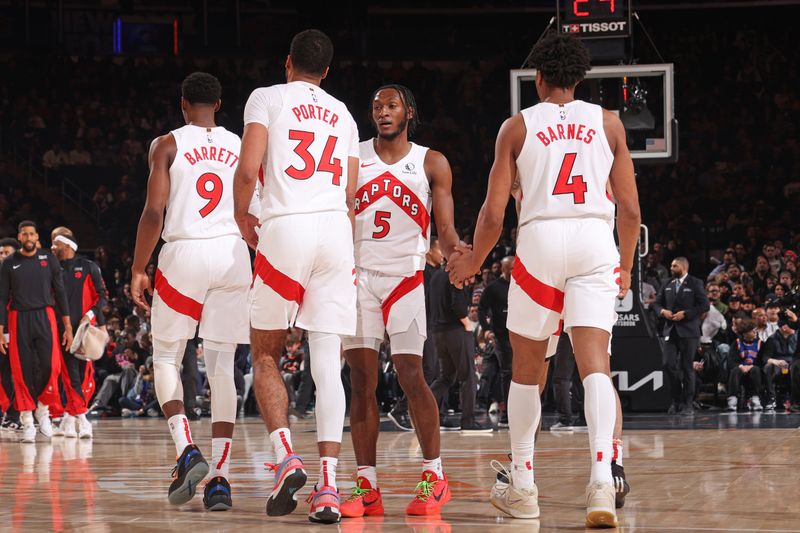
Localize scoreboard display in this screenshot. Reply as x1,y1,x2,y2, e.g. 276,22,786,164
557,0,632,39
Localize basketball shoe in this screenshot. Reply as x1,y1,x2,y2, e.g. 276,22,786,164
265,454,307,516
406,471,451,515
489,461,539,519
307,485,341,524
34,403,53,439
585,481,618,528
203,476,232,511
611,462,630,509
341,476,384,517
168,444,210,505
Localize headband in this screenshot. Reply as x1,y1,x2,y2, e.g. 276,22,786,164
54,235,78,251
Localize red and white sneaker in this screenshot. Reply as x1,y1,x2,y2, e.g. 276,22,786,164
307,485,341,524
405,471,451,515
341,476,384,518
264,454,307,516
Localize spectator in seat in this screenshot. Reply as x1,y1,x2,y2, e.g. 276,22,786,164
763,242,784,275
760,310,800,412
119,357,159,417
706,283,728,316
280,334,305,407
726,320,765,412
707,248,744,281
752,308,771,342
751,255,771,299
765,303,781,336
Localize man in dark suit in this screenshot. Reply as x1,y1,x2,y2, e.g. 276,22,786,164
653,257,710,415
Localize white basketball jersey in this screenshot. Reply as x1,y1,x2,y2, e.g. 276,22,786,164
353,140,432,276
516,100,615,228
162,125,244,242
243,81,360,223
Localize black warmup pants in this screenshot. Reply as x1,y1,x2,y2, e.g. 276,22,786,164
553,334,584,422
7,308,61,412
430,328,478,424
495,336,514,407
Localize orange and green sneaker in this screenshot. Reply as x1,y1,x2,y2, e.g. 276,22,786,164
405,471,451,515
341,476,384,518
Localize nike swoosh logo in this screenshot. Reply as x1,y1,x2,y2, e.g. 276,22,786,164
360,162,376,168
363,494,380,506
433,489,445,502
12,265,20,269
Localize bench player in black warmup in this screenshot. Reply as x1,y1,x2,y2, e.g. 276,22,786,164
0,221,73,443
0,237,21,430
50,230,107,439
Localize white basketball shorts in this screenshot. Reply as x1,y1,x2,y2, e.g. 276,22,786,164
250,211,356,336
341,267,427,356
508,218,620,341
152,234,251,344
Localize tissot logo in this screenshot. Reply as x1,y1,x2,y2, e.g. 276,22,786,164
562,21,627,34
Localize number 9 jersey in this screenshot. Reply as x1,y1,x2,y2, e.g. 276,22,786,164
244,81,360,223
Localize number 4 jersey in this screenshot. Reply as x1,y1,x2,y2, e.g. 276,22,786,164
516,100,615,227
244,81,360,223
162,124,257,242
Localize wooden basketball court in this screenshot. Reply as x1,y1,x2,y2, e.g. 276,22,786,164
1,416,798,532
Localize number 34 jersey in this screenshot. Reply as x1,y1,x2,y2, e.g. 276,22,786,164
244,81,360,223
162,124,249,243
516,100,615,228
353,140,432,277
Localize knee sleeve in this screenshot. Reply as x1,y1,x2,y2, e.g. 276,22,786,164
204,346,236,424
309,331,345,443
152,338,187,406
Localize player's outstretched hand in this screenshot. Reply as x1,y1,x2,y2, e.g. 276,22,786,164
131,269,153,312
617,269,631,300
447,249,479,289
236,213,260,250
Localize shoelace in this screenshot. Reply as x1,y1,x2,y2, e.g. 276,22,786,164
264,462,279,472
412,473,436,502
171,464,179,480
346,479,372,502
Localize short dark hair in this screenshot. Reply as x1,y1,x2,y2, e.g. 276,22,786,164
0,237,19,250
289,29,334,76
370,84,421,137
739,319,756,333
18,220,36,233
181,72,222,105
527,33,591,89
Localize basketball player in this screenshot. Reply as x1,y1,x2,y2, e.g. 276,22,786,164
233,29,359,524
339,85,461,518
50,229,107,439
0,221,73,443
448,34,640,527
131,72,254,511
0,237,20,432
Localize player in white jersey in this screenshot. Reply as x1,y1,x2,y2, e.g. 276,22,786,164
448,34,640,528
131,73,254,511
338,85,461,518
233,30,359,525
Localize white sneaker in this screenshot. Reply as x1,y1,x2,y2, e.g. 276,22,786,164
34,404,53,439
52,418,66,437
489,461,540,519
726,395,738,411
64,415,78,438
585,481,618,528
78,416,93,439
22,424,37,443
750,396,763,411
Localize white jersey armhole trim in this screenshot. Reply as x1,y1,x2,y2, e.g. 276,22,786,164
596,106,615,165
515,110,533,174
166,130,180,173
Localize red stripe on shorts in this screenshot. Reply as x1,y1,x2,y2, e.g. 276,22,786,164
154,269,203,321
381,271,424,326
253,252,305,304
511,259,565,313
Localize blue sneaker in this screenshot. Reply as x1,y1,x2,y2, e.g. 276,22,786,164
168,444,209,505
203,476,232,511
265,454,307,516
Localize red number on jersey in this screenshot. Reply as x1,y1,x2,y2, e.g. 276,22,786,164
372,210,392,239
552,153,587,204
285,130,342,186
196,172,223,217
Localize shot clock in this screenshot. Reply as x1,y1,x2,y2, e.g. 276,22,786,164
557,0,632,39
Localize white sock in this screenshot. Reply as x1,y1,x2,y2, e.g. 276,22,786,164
320,456,338,490
583,373,616,485
508,382,540,490
270,428,294,463
167,414,193,456
613,438,624,467
357,465,378,488
211,437,232,479
308,331,346,443
422,457,444,479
